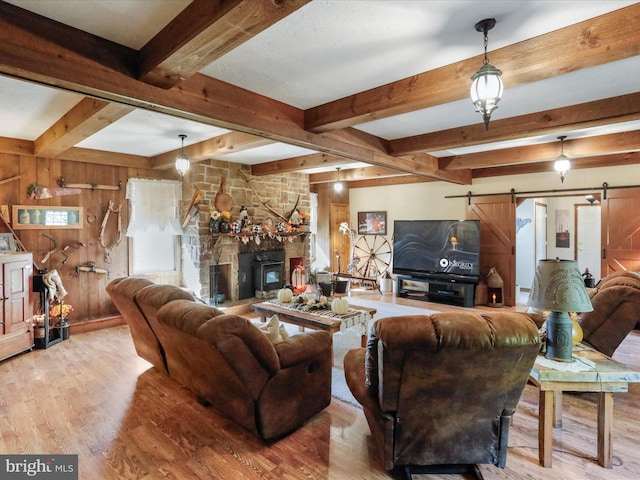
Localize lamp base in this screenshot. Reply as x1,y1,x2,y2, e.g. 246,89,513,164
545,311,573,362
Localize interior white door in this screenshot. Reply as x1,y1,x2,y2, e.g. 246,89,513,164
576,204,601,281
534,202,547,265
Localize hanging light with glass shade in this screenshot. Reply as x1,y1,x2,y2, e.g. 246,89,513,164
470,18,503,130
175,134,190,177
334,167,344,192
554,135,571,183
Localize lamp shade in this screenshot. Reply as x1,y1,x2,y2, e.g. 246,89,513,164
175,155,190,176
470,63,503,129
528,259,593,313
529,259,593,361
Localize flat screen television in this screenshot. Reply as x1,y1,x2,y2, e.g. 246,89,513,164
392,219,480,279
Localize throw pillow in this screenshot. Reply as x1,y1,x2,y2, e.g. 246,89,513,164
257,314,289,344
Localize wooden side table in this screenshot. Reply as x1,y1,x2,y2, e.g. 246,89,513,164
528,344,640,468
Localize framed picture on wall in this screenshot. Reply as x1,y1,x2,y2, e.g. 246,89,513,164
555,209,570,248
12,205,83,230
0,233,16,253
357,211,387,235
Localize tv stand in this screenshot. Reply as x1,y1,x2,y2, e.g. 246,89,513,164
396,274,476,308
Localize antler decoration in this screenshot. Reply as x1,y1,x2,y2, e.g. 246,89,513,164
239,170,300,222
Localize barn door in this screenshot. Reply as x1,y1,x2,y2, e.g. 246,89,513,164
467,194,516,306
601,187,640,275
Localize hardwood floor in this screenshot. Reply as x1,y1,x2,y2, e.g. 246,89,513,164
1,291,639,479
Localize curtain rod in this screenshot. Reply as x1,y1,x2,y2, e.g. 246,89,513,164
444,182,640,202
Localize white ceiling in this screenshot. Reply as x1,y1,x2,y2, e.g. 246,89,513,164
1,0,638,171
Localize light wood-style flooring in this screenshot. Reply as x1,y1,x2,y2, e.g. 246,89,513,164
1,291,639,479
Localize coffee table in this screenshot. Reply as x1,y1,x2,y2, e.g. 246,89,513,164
528,344,640,468
251,300,376,347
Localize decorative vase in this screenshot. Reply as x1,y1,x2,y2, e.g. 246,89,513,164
571,313,583,344
220,221,229,234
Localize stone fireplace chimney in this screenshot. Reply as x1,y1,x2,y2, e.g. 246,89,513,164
181,160,311,303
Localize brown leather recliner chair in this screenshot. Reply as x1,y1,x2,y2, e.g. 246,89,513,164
105,277,163,372
343,312,541,479
579,270,640,357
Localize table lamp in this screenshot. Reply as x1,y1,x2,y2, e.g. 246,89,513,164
528,259,593,362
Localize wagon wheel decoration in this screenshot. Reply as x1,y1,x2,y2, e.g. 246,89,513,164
351,235,392,279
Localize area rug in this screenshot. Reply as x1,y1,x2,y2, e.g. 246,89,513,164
328,298,440,408
275,298,440,408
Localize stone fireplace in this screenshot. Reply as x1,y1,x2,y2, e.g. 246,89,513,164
181,161,311,304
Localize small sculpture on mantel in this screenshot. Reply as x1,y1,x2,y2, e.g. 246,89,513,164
290,209,302,227
239,205,249,230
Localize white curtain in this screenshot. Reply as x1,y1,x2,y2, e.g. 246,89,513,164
310,192,318,234
126,178,183,236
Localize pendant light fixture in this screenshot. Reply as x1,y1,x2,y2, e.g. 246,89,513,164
334,167,344,192
175,134,190,177
553,135,571,183
470,18,503,130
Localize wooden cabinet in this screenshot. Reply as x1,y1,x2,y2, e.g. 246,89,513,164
0,252,33,361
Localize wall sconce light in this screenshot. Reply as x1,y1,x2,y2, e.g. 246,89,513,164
334,167,344,192
175,134,190,177
470,18,503,130
553,135,571,183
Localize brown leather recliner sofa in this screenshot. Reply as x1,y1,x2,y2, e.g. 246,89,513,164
579,270,640,357
105,276,164,371
343,312,541,479
106,277,332,440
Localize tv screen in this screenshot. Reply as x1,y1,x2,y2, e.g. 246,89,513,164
392,220,480,278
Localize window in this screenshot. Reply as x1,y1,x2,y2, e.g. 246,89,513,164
126,178,182,275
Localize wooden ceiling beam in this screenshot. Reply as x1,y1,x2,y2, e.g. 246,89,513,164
138,0,309,88
472,151,640,179
152,131,274,169
308,165,408,184
0,136,34,156
304,4,640,132
56,147,151,169
390,92,640,156
0,3,471,182
251,153,345,176
410,153,472,184
348,175,435,189
34,98,134,157
441,130,640,170
0,1,137,77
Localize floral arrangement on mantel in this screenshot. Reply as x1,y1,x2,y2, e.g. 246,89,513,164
209,205,310,245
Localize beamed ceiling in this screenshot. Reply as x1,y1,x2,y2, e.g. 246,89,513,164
0,0,639,188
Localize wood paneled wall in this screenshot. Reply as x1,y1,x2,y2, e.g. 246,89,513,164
0,153,174,328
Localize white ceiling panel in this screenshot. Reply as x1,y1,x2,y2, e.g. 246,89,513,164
4,0,190,49
75,109,230,157
0,75,82,140
202,0,636,109
356,56,640,141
